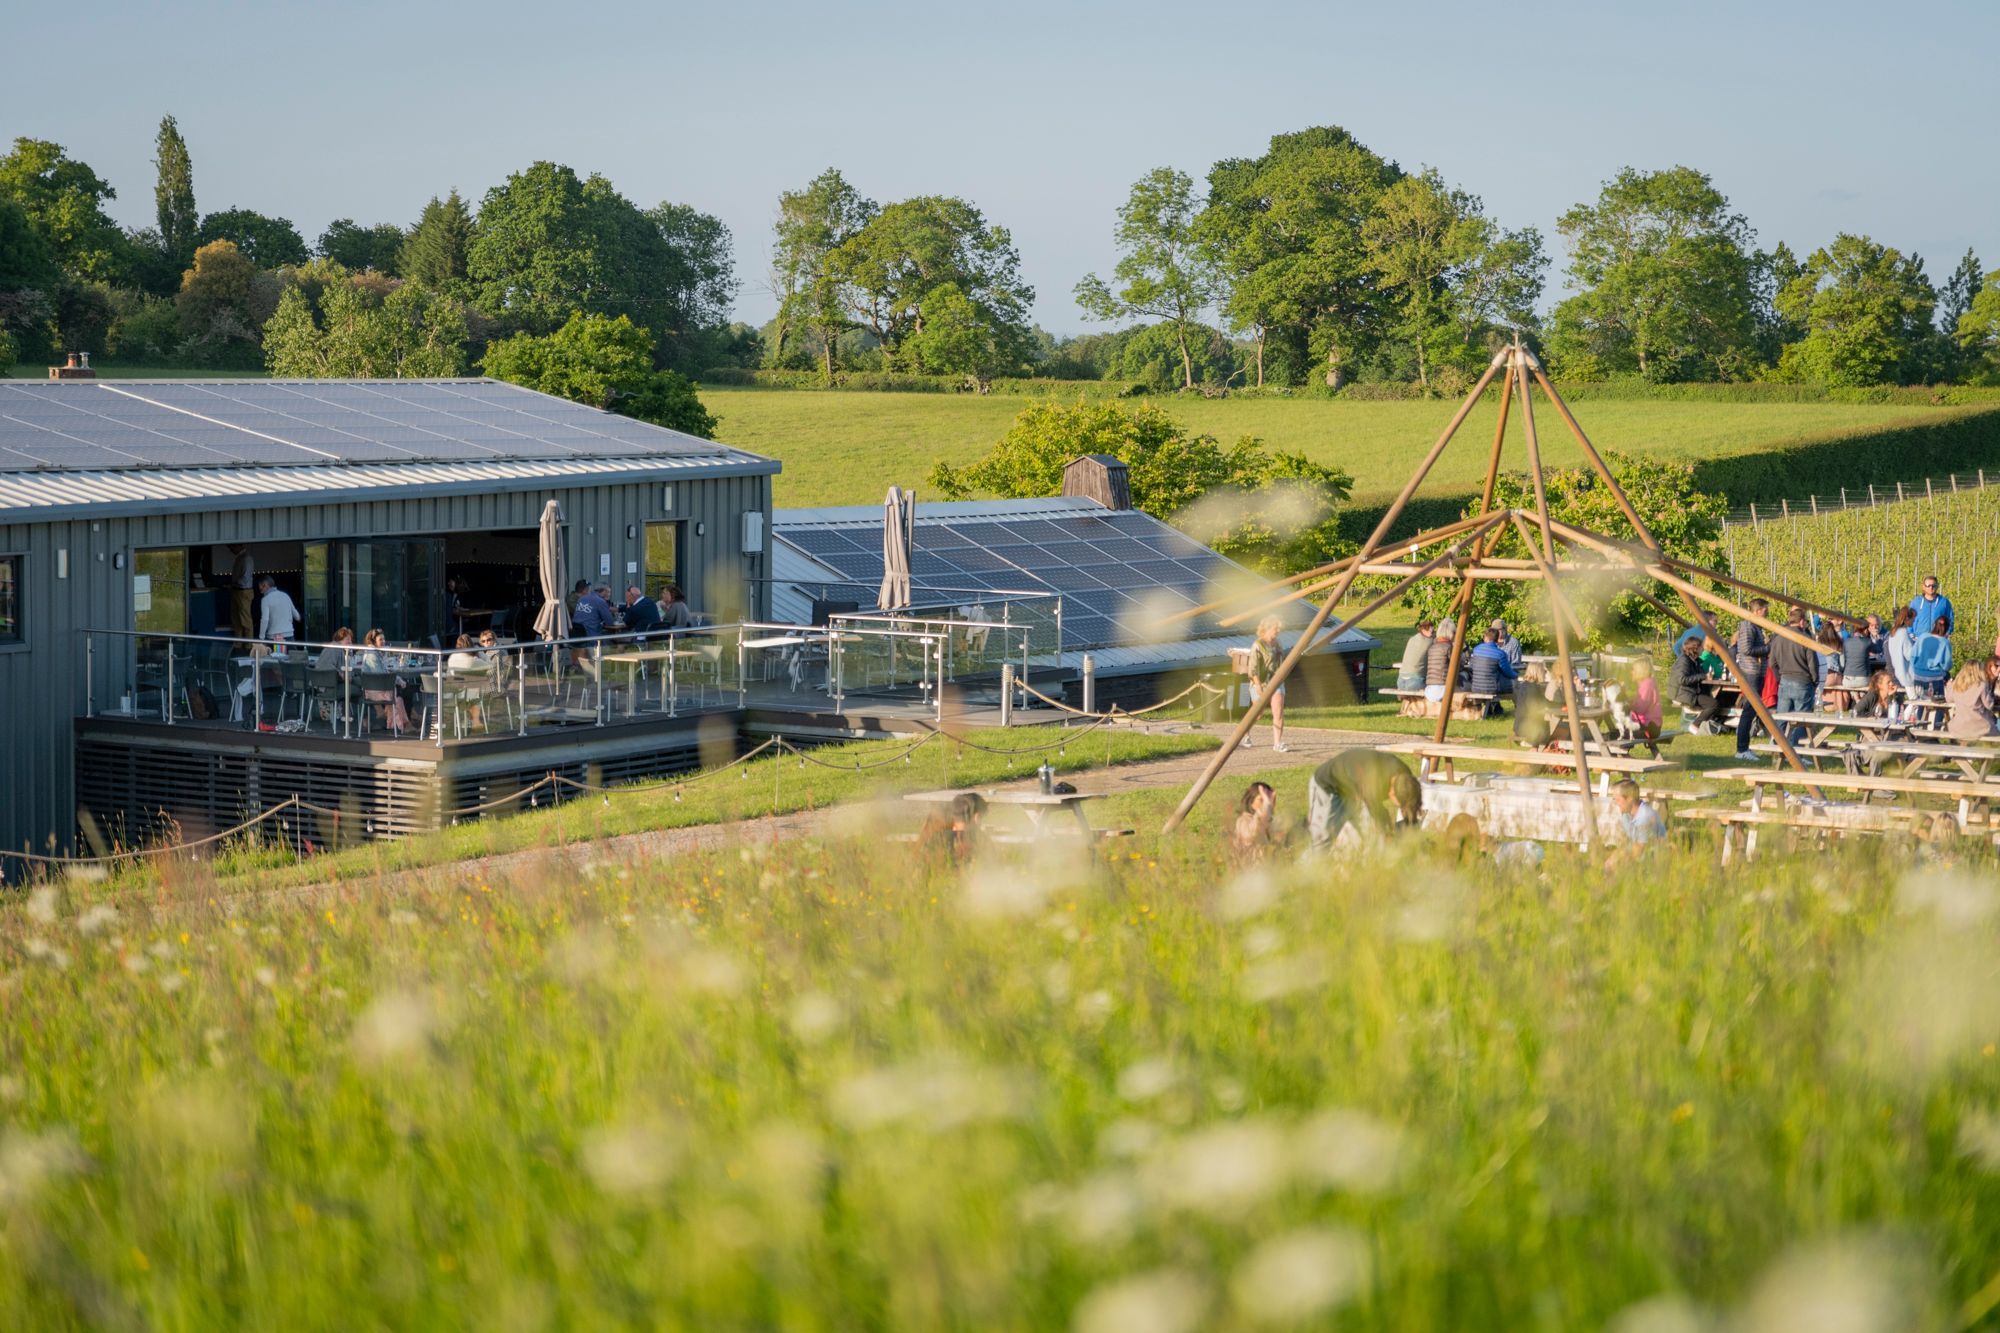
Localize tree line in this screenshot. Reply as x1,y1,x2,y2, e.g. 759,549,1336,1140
4,118,1998,418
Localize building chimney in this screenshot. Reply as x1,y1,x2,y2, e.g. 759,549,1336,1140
1061,454,1131,510
48,351,96,381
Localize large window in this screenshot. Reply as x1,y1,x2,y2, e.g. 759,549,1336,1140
0,555,18,644
645,522,683,598
133,548,187,636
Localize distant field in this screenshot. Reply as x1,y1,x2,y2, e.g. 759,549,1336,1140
703,387,1986,510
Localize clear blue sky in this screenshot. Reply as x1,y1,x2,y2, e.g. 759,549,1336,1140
7,0,1994,332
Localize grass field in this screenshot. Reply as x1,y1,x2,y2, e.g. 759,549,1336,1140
5,809,2000,1329
702,387,1983,511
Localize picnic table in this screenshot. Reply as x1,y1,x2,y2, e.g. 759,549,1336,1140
1709,766,2000,820
1859,740,2000,783
1676,803,1940,862
1380,686,1502,720
1380,741,1673,782
903,787,1127,840
1767,711,1911,747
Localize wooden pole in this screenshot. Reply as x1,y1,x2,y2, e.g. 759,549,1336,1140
1515,353,1597,845
1162,350,1513,832
1430,357,1518,744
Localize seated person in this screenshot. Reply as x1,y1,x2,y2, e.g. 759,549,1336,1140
1229,782,1281,865
622,585,661,633
446,634,486,672
314,626,356,671
917,792,986,867
1609,778,1665,855
1943,660,1997,739
1851,669,1901,720
1625,659,1663,757
658,583,696,631
1396,621,1435,692
1307,750,1422,853
1513,664,1556,747
1423,619,1456,704
1467,628,1517,704
1671,634,1726,732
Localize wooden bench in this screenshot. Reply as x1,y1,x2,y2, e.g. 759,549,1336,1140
1859,740,2000,783
1748,741,1868,771
1381,741,1674,782
1676,804,1939,862
1707,767,2000,828
1380,687,1502,720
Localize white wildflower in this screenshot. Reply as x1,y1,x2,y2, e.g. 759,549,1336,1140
787,991,845,1044
1291,1107,1406,1195
830,1062,1027,1132
1072,1267,1208,1333
24,938,70,969
1894,868,1998,925
1243,950,1330,1002
253,966,277,989
1209,1078,1247,1113
676,947,747,998
1607,1294,1712,1333
1217,868,1280,922
960,865,1054,921
1141,1119,1289,1216
580,1120,679,1195
1733,1232,1932,1333
1839,923,2000,1082
76,904,117,935
350,988,437,1065
1229,1226,1371,1323
1098,1118,1161,1160
25,887,58,924
1041,961,1073,1004
1116,1057,1179,1104
1242,925,1285,959
1061,1169,1145,1248
1076,990,1115,1024
1959,1110,2000,1171
0,1127,85,1206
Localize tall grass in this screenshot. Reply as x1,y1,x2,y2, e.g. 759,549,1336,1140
4,822,1998,1329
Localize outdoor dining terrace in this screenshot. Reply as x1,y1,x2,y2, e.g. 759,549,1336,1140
68,610,1059,850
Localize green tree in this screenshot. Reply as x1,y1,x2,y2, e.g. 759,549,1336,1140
482,313,716,438
645,201,737,355
1546,166,1758,381
768,168,875,377
1937,248,1983,381
1102,320,1236,393
831,195,1031,371
0,138,128,283
197,208,308,268
905,282,1029,387
1774,234,1937,387
1406,453,1726,644
929,400,1353,572
1200,127,1403,390
317,219,406,273
1075,168,1218,390
1361,169,1544,394
399,191,475,291
1749,243,1806,368
0,197,61,357
264,266,469,378
153,115,198,269
1957,269,2000,385
176,239,265,366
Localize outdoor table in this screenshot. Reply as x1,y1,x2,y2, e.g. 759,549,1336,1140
1419,777,1628,846
1710,766,2000,828
1767,711,1911,747
904,787,1107,838
1380,740,1673,781
599,646,703,716
1859,739,2000,783
741,634,814,691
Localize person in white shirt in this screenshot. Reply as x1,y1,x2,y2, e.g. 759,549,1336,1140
256,576,299,644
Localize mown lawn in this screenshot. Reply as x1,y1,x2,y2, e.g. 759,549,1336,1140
3,809,1998,1329
701,386,1977,510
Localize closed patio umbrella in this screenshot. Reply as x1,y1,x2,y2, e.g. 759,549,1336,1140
878,485,914,612
532,499,571,643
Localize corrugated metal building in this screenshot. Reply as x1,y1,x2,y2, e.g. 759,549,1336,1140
769,484,1378,711
0,377,778,859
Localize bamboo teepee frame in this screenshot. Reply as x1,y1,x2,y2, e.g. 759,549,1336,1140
1163,337,1839,834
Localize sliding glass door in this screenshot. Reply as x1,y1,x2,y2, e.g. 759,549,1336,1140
303,538,444,645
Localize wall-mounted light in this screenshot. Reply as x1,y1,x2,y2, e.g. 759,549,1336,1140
625,523,636,540
662,485,675,512
695,522,706,538
112,552,125,570
56,549,69,579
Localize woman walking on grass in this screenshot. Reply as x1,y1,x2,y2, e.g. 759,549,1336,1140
1245,615,1289,753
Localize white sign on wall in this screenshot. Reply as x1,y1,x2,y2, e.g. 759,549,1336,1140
132,574,152,612
599,552,611,577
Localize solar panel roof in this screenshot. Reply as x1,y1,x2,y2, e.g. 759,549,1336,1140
0,378,755,473
772,497,1318,650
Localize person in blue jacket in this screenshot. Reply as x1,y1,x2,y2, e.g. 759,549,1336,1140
1910,614,1955,699
1467,627,1517,706
1910,575,1955,637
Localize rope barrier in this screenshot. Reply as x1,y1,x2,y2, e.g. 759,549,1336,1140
0,797,306,867
1016,677,1228,720
5,720,1164,873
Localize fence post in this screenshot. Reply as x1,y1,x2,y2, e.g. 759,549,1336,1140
1840,487,1847,508
1898,482,1906,503
1000,663,1014,727
1927,478,1934,500
1781,499,1789,520
1869,484,1876,506
1750,502,1758,528
1082,653,1096,715
1810,495,1817,517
